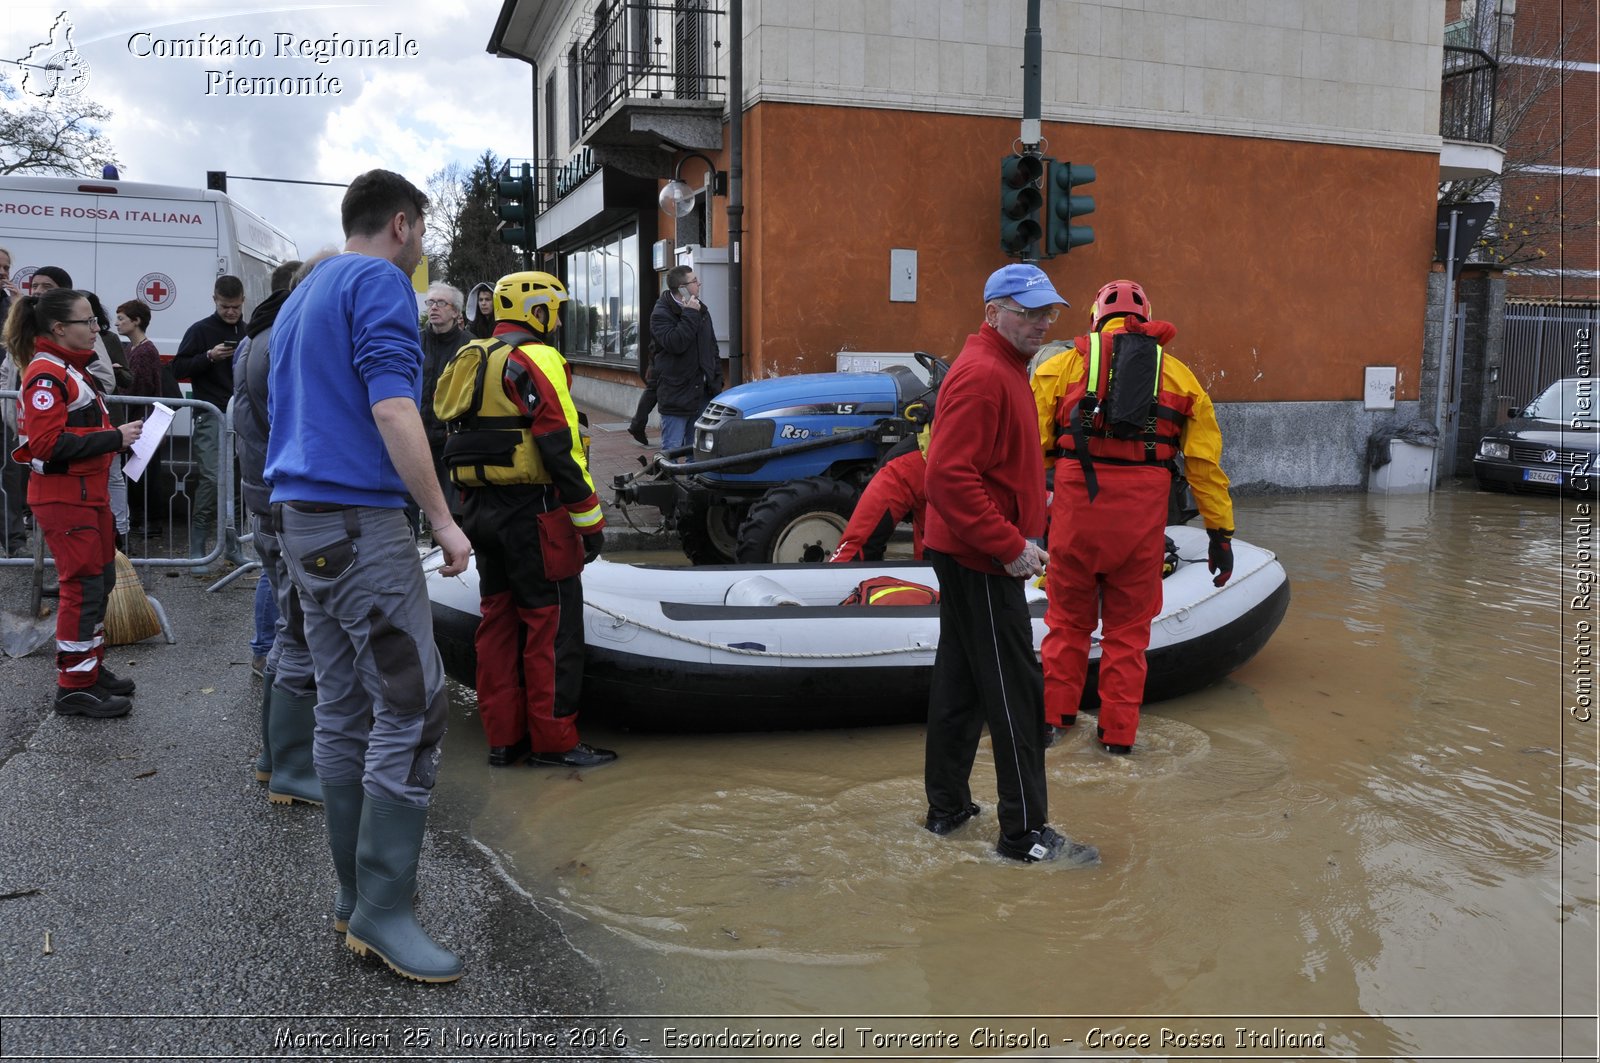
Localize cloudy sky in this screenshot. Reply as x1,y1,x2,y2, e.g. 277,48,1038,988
5,0,535,256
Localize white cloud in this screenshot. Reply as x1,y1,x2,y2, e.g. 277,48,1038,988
3,0,535,257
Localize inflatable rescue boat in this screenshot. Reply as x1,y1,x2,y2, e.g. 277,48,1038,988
426,525,1290,732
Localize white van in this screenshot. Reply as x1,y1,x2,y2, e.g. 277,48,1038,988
0,174,298,356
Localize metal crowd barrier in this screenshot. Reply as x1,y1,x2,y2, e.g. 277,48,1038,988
0,393,244,586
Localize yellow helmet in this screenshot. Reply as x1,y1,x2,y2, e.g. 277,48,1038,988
493,271,568,334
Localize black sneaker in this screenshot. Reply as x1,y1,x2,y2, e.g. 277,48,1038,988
96,667,136,696
924,801,980,835
55,687,133,718
487,736,532,767
627,424,649,447
528,742,618,768
1096,725,1133,755
996,826,1100,866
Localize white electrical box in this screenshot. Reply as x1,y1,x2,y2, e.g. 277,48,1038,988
651,239,673,271
836,351,930,383
1364,366,1398,410
889,249,917,302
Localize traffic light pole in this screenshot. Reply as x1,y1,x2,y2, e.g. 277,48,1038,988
1021,0,1043,153
205,172,348,192
1016,0,1044,260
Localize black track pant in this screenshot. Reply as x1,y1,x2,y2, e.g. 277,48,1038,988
923,549,1049,840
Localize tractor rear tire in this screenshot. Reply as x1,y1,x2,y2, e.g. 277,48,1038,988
676,494,745,566
735,476,859,564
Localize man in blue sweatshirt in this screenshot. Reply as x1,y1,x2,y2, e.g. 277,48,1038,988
266,169,471,984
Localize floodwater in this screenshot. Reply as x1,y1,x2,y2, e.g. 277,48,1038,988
436,485,1598,1062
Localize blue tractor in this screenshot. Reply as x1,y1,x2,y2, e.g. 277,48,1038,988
613,353,947,565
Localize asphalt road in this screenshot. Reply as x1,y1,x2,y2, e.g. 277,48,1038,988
0,560,648,1060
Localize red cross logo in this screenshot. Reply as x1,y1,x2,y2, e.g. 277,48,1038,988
135,272,176,310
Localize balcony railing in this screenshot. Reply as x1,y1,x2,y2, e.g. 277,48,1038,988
1439,9,1501,144
576,0,725,136
1441,47,1498,143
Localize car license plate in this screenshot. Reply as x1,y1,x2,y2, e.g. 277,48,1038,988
1524,469,1562,485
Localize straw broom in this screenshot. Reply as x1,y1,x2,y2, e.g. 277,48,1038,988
105,550,161,645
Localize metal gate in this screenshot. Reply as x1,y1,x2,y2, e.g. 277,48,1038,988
1502,302,1599,405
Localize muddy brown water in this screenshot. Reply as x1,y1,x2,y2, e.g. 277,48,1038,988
434,485,1597,1061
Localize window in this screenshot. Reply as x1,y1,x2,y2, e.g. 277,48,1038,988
674,0,706,99
544,72,556,163
561,226,641,366
567,44,580,144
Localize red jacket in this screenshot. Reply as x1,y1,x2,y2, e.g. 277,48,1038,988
829,446,926,562
922,323,1046,575
13,339,122,506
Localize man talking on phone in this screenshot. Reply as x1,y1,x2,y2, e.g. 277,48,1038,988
647,264,721,456
173,274,248,569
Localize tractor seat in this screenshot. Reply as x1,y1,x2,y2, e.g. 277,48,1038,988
883,363,931,413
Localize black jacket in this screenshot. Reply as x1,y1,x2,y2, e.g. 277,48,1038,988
172,311,246,408
419,323,473,451
648,291,721,416
232,290,290,515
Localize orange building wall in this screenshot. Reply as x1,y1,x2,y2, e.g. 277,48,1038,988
737,103,1440,402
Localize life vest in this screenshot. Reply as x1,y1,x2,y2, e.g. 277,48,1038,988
840,575,939,607
433,332,573,489
1054,332,1189,500
14,352,114,479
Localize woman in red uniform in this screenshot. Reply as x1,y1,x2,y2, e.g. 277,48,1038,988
4,288,143,717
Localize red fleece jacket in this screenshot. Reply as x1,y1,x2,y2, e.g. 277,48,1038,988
922,323,1046,575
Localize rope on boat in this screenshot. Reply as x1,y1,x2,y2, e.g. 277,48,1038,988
583,599,937,659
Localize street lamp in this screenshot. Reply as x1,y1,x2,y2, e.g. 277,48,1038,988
658,151,727,218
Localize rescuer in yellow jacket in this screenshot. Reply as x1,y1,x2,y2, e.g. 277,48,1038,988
435,271,616,769
1031,279,1234,754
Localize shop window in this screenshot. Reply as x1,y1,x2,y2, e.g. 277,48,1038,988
561,227,641,366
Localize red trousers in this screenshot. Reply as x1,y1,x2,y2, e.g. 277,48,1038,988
474,590,582,752
463,488,584,753
1041,462,1168,745
34,501,115,690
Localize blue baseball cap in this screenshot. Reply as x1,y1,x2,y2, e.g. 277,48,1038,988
983,263,1069,309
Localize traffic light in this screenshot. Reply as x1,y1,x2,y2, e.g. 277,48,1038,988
495,162,534,251
1047,161,1096,255
206,170,227,192
1000,154,1045,258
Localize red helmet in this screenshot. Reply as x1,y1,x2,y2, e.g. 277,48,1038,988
1090,279,1151,329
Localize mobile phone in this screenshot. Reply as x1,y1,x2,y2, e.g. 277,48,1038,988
675,285,690,300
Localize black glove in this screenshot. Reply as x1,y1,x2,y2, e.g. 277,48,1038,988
582,531,604,565
1206,527,1234,587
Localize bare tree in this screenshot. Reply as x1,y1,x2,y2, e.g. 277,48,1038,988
0,73,120,177
445,151,519,291
1440,6,1598,270
423,161,467,280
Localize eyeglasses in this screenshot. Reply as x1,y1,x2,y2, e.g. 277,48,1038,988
424,299,454,308
59,317,99,327
993,302,1060,324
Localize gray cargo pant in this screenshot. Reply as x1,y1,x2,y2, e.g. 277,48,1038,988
276,503,448,807
252,509,315,698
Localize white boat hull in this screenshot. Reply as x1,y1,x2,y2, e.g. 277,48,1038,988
427,525,1290,731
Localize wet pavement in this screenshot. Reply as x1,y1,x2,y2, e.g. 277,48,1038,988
0,399,659,1059
581,403,675,553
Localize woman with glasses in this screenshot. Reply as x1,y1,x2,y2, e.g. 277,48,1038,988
3,288,144,718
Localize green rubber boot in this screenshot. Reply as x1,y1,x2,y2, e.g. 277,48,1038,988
322,782,363,933
253,671,273,783
265,687,323,806
344,796,464,983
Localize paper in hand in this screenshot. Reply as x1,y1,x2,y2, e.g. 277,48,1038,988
121,402,175,482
